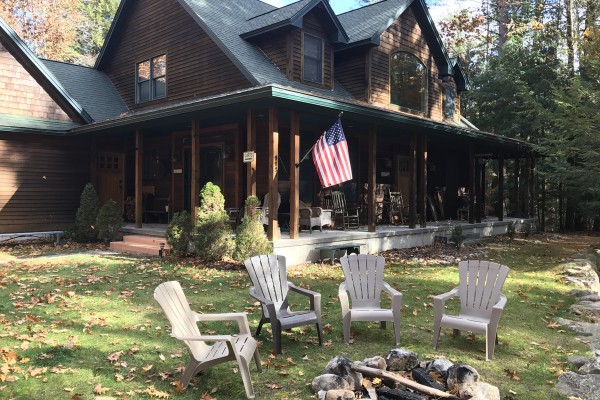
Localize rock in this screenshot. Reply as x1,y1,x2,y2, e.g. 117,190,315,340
571,289,597,297
385,349,420,371
425,358,454,380
312,374,351,392
446,364,479,390
579,357,600,375
323,356,363,390
317,390,327,400
362,355,387,370
570,301,600,318
458,382,500,400
324,389,355,400
568,356,591,369
580,295,600,302
556,371,600,400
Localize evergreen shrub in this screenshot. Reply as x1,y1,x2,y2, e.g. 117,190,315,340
233,196,272,262
96,199,125,242
73,183,100,242
507,222,516,240
451,223,465,250
194,182,234,261
166,210,193,256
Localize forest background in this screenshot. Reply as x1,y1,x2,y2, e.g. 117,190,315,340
1,0,599,231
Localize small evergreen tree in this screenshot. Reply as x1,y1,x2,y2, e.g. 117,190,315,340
194,182,234,261
96,199,124,241
166,211,193,256
73,183,99,242
451,223,465,250
233,196,272,262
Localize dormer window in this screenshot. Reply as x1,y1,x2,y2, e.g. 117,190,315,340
390,52,427,113
303,33,323,84
136,54,166,103
443,84,456,120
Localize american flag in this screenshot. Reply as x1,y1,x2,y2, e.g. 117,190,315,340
312,118,353,188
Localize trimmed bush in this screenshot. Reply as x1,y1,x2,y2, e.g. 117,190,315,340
194,183,234,261
451,223,465,250
166,211,193,256
96,199,125,242
507,222,516,240
73,183,100,242
233,196,272,262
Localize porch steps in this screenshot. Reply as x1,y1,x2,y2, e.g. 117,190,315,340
109,235,170,256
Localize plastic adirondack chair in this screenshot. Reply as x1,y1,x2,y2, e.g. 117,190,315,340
154,281,261,398
331,191,360,230
432,260,509,360
244,254,323,354
339,254,403,345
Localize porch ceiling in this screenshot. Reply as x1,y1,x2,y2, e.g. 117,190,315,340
68,84,532,158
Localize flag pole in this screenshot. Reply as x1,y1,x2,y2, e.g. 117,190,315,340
295,111,344,168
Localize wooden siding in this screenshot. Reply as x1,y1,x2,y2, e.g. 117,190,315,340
0,42,70,121
0,133,89,233
289,9,334,89
255,33,289,79
334,50,368,101
100,0,251,109
369,6,447,121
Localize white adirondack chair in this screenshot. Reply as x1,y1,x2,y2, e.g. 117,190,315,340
154,281,261,399
339,254,403,345
432,260,509,360
244,254,323,354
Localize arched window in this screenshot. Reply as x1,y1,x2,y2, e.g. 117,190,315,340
390,52,427,113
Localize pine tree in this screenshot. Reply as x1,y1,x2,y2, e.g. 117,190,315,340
73,183,99,242
194,183,234,261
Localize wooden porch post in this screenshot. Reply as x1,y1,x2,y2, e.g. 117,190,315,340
498,155,504,222
135,129,143,228
529,157,536,218
267,106,280,241
289,111,300,239
468,145,475,224
368,125,377,232
90,137,98,190
522,158,530,217
191,119,200,222
246,110,257,198
409,134,417,228
480,160,486,220
475,158,482,223
419,135,427,228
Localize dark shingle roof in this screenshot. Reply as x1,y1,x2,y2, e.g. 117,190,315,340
0,114,80,134
337,0,412,44
41,60,129,122
242,0,312,34
179,0,354,98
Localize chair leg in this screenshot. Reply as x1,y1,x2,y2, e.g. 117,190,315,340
180,360,202,389
393,318,401,346
432,318,442,349
316,322,323,346
272,321,282,354
486,326,498,361
238,358,256,399
253,348,262,372
343,314,351,344
255,317,266,337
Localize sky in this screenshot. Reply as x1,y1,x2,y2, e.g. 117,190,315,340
260,0,483,24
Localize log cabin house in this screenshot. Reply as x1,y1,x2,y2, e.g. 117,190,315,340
0,0,532,258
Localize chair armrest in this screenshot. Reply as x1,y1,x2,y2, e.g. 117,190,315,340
338,282,350,316
194,312,251,335
311,207,323,217
175,334,234,342
493,293,507,311
433,287,459,316
382,282,403,306
249,287,278,319
289,283,321,315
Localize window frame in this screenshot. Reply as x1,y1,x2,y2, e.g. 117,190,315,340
136,54,167,104
389,51,428,114
302,32,324,85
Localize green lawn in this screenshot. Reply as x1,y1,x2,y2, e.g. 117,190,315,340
0,234,596,399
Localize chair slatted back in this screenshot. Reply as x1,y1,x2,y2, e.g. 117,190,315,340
154,281,208,351
458,260,509,317
244,255,289,311
340,254,385,308
331,191,347,216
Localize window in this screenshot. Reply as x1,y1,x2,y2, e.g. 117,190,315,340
390,52,427,113
136,54,166,103
443,84,456,120
303,33,323,84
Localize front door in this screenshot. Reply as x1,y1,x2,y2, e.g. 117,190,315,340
199,145,223,190
98,152,124,210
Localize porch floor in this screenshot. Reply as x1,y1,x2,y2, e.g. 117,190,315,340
121,217,530,265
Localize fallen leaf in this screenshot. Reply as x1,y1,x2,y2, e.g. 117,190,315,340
93,383,108,394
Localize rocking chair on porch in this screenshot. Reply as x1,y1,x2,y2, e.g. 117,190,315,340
331,191,360,230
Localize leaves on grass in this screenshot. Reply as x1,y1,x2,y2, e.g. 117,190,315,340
504,369,521,381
